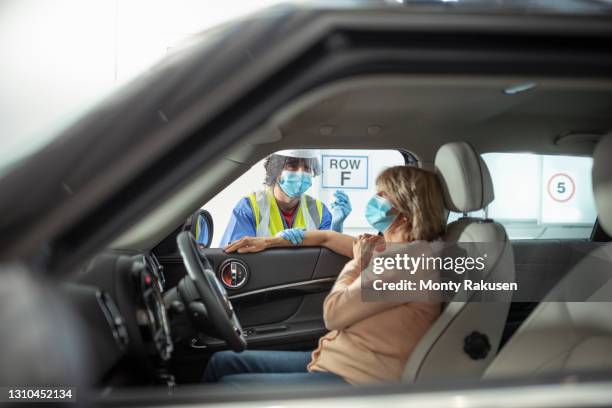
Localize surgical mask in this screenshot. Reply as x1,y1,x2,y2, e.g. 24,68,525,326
365,194,398,233
278,171,312,197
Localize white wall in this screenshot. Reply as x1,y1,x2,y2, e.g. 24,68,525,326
0,0,283,174
0,0,116,170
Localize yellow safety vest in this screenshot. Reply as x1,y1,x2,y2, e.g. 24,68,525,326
247,189,323,237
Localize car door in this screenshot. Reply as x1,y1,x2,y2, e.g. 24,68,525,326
155,230,350,382
158,246,349,350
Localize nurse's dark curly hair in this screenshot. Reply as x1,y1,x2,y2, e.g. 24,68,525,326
263,154,321,186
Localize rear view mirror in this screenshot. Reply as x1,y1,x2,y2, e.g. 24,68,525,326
187,209,214,248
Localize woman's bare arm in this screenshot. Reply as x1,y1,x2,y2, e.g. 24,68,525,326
269,230,355,258
224,230,356,258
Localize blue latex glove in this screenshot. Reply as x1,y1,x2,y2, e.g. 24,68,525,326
330,190,352,232
276,228,305,245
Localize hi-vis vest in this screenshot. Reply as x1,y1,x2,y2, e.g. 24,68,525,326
247,189,323,237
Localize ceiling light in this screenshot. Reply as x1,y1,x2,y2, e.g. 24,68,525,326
503,82,536,95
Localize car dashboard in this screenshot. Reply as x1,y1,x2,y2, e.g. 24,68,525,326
64,250,173,386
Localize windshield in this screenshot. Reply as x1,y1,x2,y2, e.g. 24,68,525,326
0,0,285,177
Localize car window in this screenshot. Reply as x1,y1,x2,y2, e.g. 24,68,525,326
204,149,405,247
448,153,597,240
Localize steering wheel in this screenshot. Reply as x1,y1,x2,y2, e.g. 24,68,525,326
177,231,247,352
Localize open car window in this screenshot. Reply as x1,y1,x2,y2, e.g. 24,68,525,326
204,149,405,247
448,152,597,240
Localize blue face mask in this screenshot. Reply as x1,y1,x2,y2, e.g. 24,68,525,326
365,194,398,233
278,171,312,198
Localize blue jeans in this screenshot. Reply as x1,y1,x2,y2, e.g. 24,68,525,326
204,350,347,387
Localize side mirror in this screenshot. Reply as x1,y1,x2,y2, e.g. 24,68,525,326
186,209,214,248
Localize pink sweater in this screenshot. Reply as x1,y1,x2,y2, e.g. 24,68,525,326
307,258,440,384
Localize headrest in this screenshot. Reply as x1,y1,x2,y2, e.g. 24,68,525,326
434,142,494,213
593,133,612,235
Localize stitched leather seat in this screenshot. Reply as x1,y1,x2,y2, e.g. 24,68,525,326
403,142,515,382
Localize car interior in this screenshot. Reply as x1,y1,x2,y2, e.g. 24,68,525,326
28,75,612,397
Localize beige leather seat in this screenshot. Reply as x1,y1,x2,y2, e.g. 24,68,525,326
484,134,612,378
403,141,515,382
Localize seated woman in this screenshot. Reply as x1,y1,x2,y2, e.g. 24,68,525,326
205,165,447,386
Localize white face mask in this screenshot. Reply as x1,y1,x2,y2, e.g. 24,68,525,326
365,194,398,233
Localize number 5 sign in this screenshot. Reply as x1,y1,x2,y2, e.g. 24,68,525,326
547,173,575,203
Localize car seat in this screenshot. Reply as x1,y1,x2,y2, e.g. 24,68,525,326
403,141,515,382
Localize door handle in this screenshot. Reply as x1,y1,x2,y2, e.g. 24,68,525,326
249,325,288,335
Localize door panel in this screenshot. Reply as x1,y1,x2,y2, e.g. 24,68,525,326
235,297,303,327
157,247,349,350
204,248,328,293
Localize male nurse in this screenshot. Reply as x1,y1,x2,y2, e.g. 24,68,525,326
215,150,351,247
